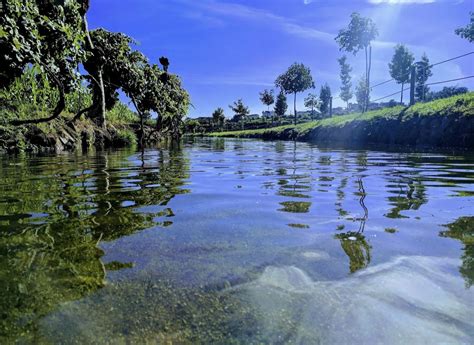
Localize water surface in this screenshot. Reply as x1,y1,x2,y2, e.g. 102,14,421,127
1,138,473,343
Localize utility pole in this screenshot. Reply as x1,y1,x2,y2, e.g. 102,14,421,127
329,97,333,117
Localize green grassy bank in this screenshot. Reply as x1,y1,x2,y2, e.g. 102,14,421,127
210,93,474,149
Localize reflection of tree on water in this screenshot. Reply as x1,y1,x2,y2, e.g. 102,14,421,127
440,217,474,288
0,145,190,342
385,170,427,219
335,177,372,273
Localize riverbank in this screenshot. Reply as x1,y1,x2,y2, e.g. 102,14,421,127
209,93,474,149
0,118,148,154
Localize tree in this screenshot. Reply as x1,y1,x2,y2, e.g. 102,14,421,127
212,107,225,130
415,53,433,102
229,99,250,130
1,0,87,124
336,12,378,112
259,89,274,111
338,55,353,108
455,12,474,43
304,93,320,120
275,63,314,125
388,44,414,104
426,86,468,101
274,90,288,123
355,77,369,112
319,84,332,117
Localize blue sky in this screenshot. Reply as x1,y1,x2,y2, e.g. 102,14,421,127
88,0,474,117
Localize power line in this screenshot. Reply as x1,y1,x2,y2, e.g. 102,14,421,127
426,75,474,86
430,52,474,68
372,87,410,103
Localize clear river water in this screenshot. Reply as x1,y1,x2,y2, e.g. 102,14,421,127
1,137,473,344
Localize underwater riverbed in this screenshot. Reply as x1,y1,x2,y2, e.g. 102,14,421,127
1,138,473,344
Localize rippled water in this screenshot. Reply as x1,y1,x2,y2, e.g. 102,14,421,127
1,138,473,343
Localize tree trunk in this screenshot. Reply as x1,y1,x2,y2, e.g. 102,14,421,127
83,14,106,129
293,92,297,125
400,83,404,104
366,45,372,113
71,104,95,123
11,77,65,125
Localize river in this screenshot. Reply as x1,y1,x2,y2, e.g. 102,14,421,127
1,138,473,344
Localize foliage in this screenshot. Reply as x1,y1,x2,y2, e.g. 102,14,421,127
274,90,288,121
455,12,474,43
107,102,138,126
338,55,353,106
335,12,378,112
275,63,314,125
304,93,320,120
259,89,275,110
425,86,469,102
355,77,369,112
388,44,414,103
229,99,250,129
212,107,225,130
415,53,433,102
319,84,332,116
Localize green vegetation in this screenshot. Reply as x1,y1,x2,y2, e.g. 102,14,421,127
209,93,474,148
0,0,189,152
455,12,474,42
389,44,415,104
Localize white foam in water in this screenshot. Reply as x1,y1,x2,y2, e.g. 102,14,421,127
235,256,474,344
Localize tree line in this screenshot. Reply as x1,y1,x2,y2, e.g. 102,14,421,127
0,0,190,143
205,11,473,132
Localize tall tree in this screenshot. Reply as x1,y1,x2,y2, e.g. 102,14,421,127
355,77,369,112
319,84,332,117
388,44,414,104
455,12,474,43
338,55,353,108
274,90,288,124
336,12,378,112
229,99,250,130
304,93,320,120
415,53,433,102
212,107,225,130
275,63,314,125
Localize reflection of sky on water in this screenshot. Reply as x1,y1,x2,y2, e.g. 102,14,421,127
1,137,473,343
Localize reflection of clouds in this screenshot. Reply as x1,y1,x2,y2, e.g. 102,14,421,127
235,256,474,344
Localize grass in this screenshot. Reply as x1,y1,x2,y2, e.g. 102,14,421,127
209,92,474,139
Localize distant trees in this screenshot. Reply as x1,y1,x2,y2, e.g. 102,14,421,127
229,99,250,130
212,107,225,130
259,89,275,112
336,12,378,112
355,77,369,112
426,86,468,101
338,56,353,108
319,84,332,117
389,44,414,104
275,63,314,125
415,53,433,102
274,90,288,123
304,93,320,120
455,12,474,43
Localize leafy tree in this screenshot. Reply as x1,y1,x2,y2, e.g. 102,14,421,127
0,0,87,124
259,89,275,111
355,77,369,112
319,84,332,117
229,99,250,130
336,12,378,112
388,44,414,103
212,107,225,130
415,53,433,102
455,12,474,43
274,90,288,123
275,63,314,125
338,55,353,108
304,93,320,120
